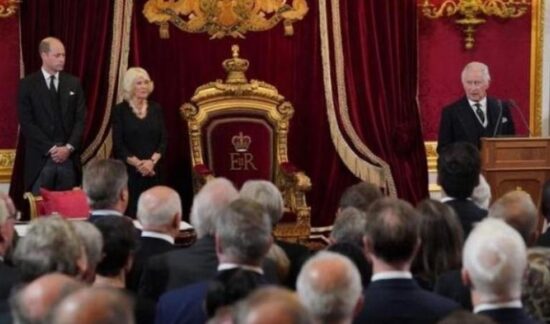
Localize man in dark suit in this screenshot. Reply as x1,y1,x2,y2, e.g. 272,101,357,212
82,159,130,223
138,178,239,301
438,61,514,153
438,142,487,238
155,198,273,324
463,218,540,324
18,37,86,194
354,198,459,324
126,186,180,291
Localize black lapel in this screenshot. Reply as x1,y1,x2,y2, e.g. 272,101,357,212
486,97,501,135
455,97,483,140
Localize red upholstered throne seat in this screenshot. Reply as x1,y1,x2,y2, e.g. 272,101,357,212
181,45,311,242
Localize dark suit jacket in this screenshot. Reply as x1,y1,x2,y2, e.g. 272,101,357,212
535,229,550,247
444,199,487,238
126,236,174,292
354,278,460,324
434,269,472,310
0,261,19,314
437,96,515,153
18,71,86,190
478,308,541,324
276,239,310,289
139,235,279,302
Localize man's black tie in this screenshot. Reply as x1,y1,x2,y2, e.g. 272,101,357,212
49,75,57,97
474,102,484,124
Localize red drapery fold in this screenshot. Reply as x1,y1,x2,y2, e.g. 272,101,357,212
10,1,114,213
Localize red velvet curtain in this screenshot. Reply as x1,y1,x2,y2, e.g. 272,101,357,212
10,0,114,213
339,0,428,203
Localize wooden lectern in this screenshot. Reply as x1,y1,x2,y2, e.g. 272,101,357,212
481,137,550,217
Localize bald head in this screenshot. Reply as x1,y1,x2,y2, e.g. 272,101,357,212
234,287,312,324
297,251,362,323
52,287,134,324
11,273,84,323
137,186,181,234
39,37,65,74
489,190,538,246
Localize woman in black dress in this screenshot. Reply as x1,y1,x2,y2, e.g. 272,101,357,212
112,67,167,217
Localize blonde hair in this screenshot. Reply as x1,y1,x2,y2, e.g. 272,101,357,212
122,67,154,101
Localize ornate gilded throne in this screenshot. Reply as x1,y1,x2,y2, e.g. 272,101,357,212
181,45,311,242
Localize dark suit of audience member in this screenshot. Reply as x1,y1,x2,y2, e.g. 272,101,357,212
0,260,19,313
127,235,174,292
437,62,514,153
435,269,472,310
477,309,540,324
438,142,486,238
155,199,274,324
355,198,459,324
18,38,86,193
536,180,550,248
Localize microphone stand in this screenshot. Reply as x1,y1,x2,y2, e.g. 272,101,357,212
492,99,503,137
509,99,532,137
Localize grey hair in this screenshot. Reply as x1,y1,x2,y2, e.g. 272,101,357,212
190,178,238,238
296,251,362,323
461,61,491,84
488,190,538,245
83,159,128,210
13,216,83,282
137,187,182,228
463,218,526,301
330,207,367,246
72,221,103,269
216,198,272,264
240,180,284,226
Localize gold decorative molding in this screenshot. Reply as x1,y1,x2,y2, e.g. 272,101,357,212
143,0,308,39
0,149,15,183
529,0,543,136
0,0,20,18
420,0,531,49
425,141,438,172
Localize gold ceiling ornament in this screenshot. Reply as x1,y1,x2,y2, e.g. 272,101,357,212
143,0,308,39
0,0,20,18
420,0,531,49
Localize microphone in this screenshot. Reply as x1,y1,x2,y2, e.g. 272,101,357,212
508,99,532,137
492,99,503,137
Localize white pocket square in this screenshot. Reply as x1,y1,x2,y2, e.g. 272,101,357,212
502,117,508,123
69,91,75,96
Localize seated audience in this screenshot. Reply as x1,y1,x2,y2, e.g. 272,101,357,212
326,242,371,288
240,179,310,288
338,181,382,213
413,199,463,290
233,287,312,324
83,159,131,222
155,198,273,324
438,142,486,238
462,218,539,323
489,190,538,246
521,247,550,323
297,251,363,324
127,186,180,291
536,180,550,247
72,221,103,284
329,207,366,247
12,216,85,282
0,193,18,313
93,216,155,324
10,273,84,324
355,198,459,324
139,178,239,301
52,287,135,324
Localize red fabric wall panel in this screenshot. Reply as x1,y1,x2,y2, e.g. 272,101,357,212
0,15,20,148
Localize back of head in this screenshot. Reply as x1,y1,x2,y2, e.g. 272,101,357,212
463,218,527,301
137,186,181,229
72,221,103,282
216,198,272,265
327,242,371,287
364,198,420,264
233,286,312,324
488,190,537,245
10,273,84,324
330,207,367,247
240,180,284,226
52,287,134,324
339,182,382,212
413,199,463,281
83,159,128,210
13,216,82,282
94,216,136,277
437,142,480,199
297,251,362,323
191,178,238,238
